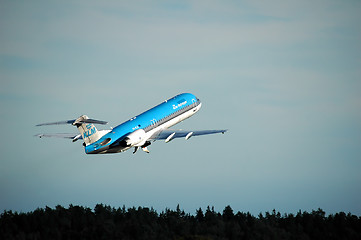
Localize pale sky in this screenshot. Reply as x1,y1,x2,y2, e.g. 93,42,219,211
1,0,360,215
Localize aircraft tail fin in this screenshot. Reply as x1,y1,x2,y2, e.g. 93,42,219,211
36,115,108,146
74,115,103,145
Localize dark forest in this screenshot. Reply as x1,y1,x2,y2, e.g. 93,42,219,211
1,204,360,240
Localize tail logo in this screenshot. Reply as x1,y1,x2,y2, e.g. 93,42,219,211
83,124,97,138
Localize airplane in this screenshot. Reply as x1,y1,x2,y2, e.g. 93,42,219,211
36,93,227,154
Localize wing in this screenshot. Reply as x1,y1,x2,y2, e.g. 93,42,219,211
150,129,227,142
35,133,82,142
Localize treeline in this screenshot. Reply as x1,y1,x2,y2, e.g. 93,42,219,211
1,204,360,240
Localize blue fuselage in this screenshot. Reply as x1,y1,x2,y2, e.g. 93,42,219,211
85,93,201,154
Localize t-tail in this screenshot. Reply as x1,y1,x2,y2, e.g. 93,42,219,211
73,115,103,145
35,115,108,145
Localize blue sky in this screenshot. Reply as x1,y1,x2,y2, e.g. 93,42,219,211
1,0,360,215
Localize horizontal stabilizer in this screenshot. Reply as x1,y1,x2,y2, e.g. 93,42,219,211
79,119,108,125
36,118,107,126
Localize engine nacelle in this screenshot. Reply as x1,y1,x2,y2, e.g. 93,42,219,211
123,129,147,147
